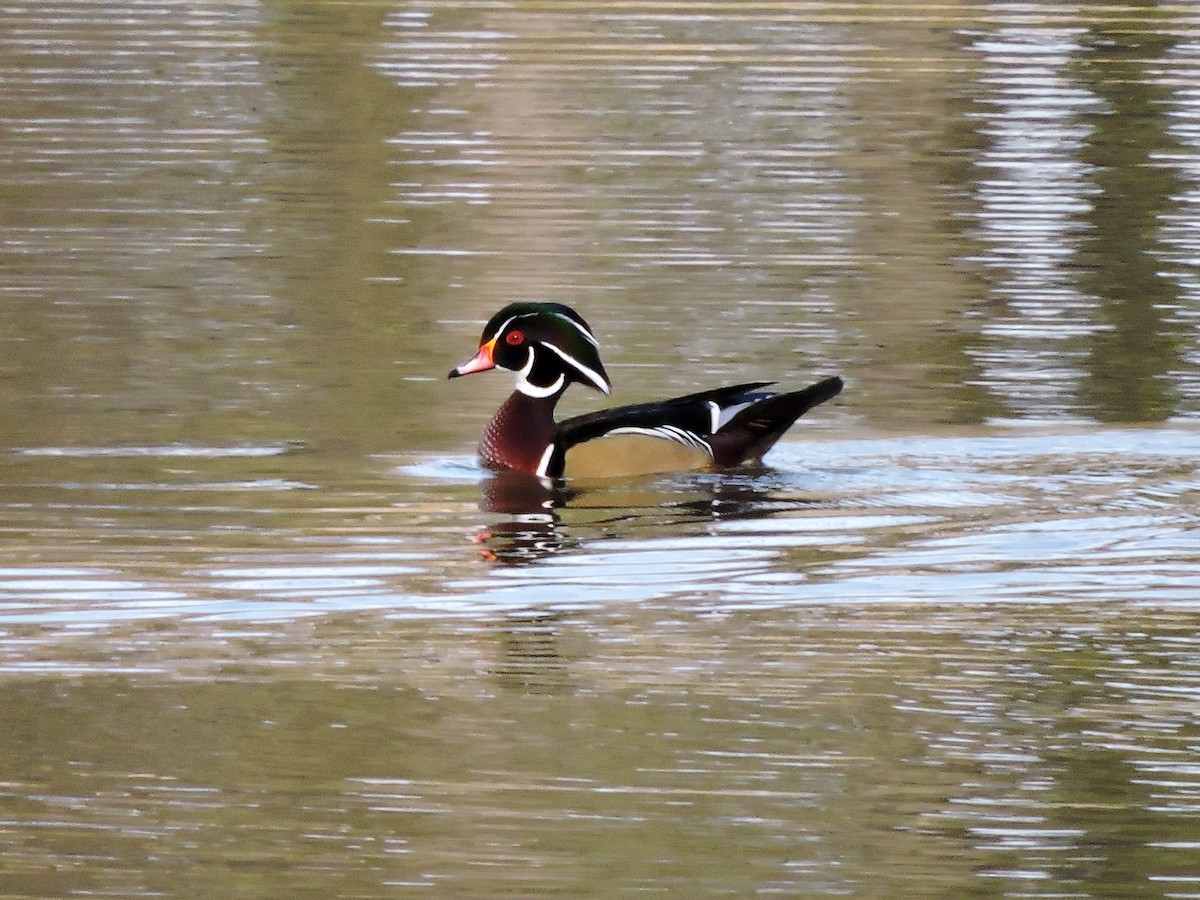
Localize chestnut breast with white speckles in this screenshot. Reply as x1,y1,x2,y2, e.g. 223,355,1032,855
479,390,559,475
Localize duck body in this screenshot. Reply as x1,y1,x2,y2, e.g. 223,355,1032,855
450,302,843,479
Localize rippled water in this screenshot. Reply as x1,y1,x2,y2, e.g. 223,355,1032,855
3,1,1200,897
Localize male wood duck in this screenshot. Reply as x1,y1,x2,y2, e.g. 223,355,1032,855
449,302,843,479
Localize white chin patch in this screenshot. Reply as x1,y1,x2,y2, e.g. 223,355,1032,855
515,347,565,398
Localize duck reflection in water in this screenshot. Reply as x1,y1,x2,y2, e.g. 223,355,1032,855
473,471,566,564
474,466,822,565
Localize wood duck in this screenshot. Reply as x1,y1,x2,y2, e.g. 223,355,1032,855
449,302,843,479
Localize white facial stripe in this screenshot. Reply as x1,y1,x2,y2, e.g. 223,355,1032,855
486,312,534,343
549,311,599,348
541,341,610,394
515,346,565,398
485,308,606,395
516,373,565,398
489,310,598,349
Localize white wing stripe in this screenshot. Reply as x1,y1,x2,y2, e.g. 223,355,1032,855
713,398,759,431
607,426,713,456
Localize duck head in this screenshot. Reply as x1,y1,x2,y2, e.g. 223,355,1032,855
449,302,612,398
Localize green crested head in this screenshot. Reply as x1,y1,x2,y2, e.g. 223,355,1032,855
452,302,611,398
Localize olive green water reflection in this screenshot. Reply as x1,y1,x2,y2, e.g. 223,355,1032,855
4,0,1200,897
4,606,1200,898
4,0,1200,452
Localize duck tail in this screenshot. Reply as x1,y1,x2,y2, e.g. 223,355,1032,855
710,376,843,466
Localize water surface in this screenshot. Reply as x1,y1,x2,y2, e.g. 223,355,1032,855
2,1,1200,897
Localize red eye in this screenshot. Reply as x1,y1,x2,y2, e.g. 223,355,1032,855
506,330,525,346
